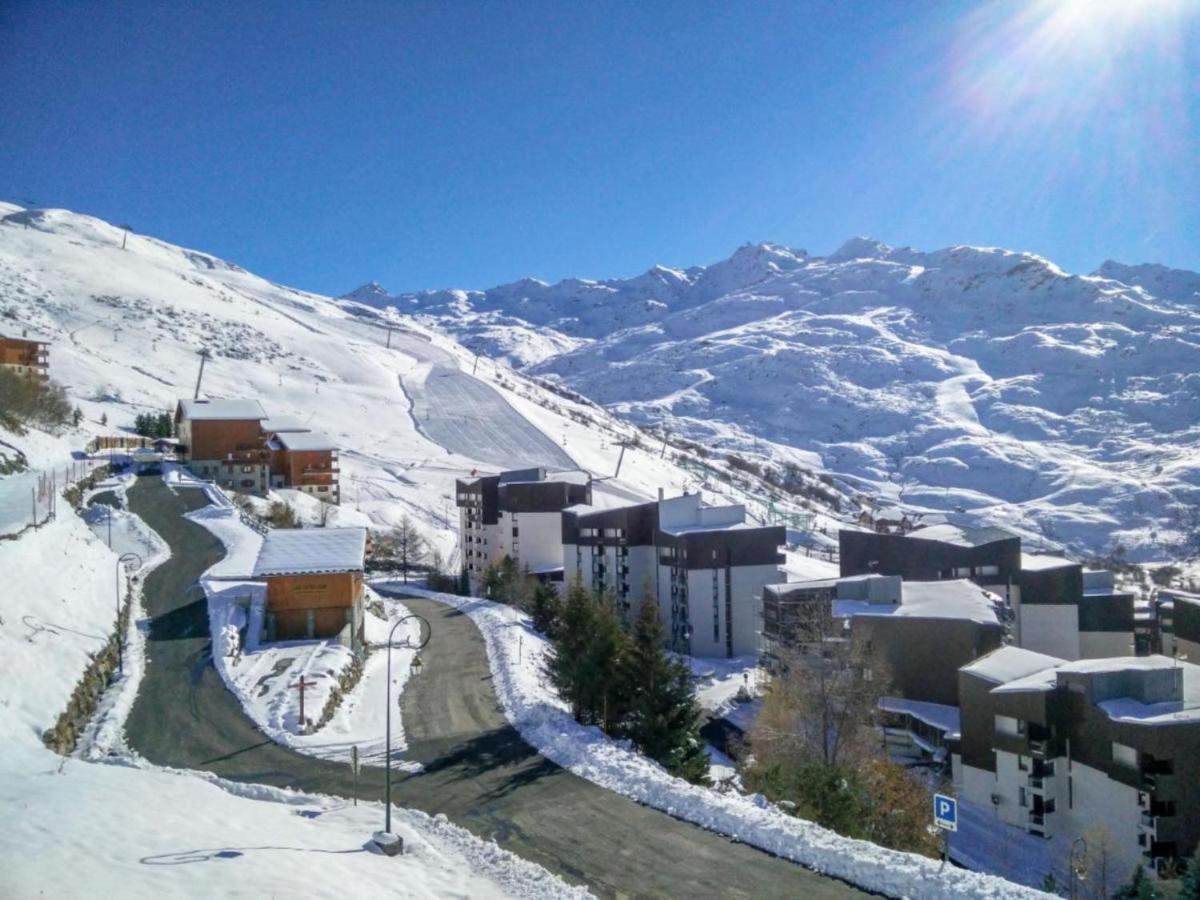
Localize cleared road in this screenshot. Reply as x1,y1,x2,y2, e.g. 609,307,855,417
124,477,864,898
389,331,576,471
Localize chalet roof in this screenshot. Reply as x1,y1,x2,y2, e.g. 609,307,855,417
0,328,53,344
276,430,338,452
178,398,267,421
261,416,311,433
252,527,366,577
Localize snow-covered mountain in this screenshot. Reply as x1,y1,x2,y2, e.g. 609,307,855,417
1,203,831,563
347,240,1200,562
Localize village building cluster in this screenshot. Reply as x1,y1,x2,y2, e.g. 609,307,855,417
455,465,1200,878
174,398,340,503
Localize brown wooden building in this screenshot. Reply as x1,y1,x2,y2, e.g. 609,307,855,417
252,527,366,647
0,331,50,378
175,398,270,492
267,430,340,504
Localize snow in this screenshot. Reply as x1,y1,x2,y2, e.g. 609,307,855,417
879,697,962,739
0,452,583,897
276,429,339,451
252,526,367,576
177,397,267,420
261,415,312,432
962,646,1066,685
379,583,1043,899
835,579,1004,625
382,238,1200,564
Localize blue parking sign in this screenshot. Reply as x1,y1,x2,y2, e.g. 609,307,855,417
934,793,957,831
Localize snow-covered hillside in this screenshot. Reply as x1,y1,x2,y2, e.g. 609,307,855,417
349,241,1200,562
0,203,828,560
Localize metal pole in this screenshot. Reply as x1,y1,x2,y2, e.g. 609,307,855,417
384,613,430,834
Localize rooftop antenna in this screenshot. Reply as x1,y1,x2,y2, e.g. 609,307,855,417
193,348,211,399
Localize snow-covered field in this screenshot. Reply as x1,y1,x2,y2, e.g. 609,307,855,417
359,240,1200,563
379,583,1043,900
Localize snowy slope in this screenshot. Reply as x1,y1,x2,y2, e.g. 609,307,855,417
351,241,1200,561
0,203,819,562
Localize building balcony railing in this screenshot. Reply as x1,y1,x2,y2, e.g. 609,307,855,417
1028,775,1049,791
1028,739,1050,758
1140,813,1156,831
1028,811,1046,827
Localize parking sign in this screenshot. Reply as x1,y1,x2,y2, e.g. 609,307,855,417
933,793,957,831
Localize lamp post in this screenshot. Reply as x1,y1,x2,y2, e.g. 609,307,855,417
116,552,142,676
384,613,430,837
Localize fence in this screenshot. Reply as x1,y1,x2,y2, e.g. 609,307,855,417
0,459,107,539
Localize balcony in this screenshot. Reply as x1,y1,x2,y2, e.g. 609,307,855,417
1028,775,1048,792
1028,738,1050,758
1140,813,1157,832
1028,811,1045,827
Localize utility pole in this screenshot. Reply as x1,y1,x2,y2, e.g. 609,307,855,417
471,354,479,376
193,348,211,400
291,675,318,732
122,228,128,250
386,325,393,349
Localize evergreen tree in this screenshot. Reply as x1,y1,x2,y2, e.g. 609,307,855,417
1114,864,1160,900
71,406,82,427
155,410,173,438
100,412,108,427
617,599,710,784
1181,854,1200,900
545,577,597,719
529,581,561,636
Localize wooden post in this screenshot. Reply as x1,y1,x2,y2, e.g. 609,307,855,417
290,675,318,731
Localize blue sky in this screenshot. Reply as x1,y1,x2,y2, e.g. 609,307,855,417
2,1,1197,295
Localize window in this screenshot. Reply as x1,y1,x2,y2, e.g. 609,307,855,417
1018,755,1028,772
1045,799,1056,814
995,715,1022,737
976,565,999,577
1112,742,1138,769
1018,788,1027,808
242,465,254,473
1017,719,1027,736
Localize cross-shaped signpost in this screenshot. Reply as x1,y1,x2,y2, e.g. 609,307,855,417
290,675,318,732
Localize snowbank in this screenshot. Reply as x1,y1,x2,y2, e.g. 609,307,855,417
382,584,1046,900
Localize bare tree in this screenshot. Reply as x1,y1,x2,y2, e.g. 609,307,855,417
387,516,428,583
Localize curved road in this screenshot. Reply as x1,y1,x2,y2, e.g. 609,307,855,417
124,477,863,898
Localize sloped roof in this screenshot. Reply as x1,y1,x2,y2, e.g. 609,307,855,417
276,430,338,452
260,415,311,433
962,646,1065,685
838,579,1003,625
252,527,366,577
178,398,267,421
909,524,1017,548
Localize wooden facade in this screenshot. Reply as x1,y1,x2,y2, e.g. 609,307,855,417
264,571,363,641
0,335,49,378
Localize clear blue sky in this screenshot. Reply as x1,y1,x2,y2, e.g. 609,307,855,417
2,1,1197,295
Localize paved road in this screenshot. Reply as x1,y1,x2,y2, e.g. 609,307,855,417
124,476,864,898
388,331,576,471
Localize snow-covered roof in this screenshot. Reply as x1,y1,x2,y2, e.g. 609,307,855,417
276,431,338,452
1021,552,1078,572
879,696,962,739
836,580,1003,625
908,524,1016,548
252,527,366,577
962,646,1065,685
0,328,53,343
178,398,267,421
260,415,311,433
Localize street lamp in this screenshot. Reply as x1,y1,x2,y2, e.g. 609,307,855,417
384,613,430,838
116,552,142,676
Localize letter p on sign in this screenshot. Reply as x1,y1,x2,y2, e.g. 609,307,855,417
934,793,957,832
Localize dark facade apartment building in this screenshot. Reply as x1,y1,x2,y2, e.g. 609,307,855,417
954,649,1200,880
456,467,591,594
1157,588,1200,661
764,573,1006,766
839,525,1134,661
563,492,785,658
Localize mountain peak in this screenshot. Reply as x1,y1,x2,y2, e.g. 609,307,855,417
828,237,893,262
342,282,392,305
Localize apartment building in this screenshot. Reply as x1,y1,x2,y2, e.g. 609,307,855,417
0,330,50,378
1157,588,1200,661
764,573,1007,765
954,648,1200,879
456,467,592,595
840,526,1133,661
563,492,785,658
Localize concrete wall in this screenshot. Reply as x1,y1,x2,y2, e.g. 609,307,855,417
1019,604,1080,660
1080,631,1135,659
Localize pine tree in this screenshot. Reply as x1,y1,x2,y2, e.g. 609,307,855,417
1181,854,1200,900
529,581,561,636
545,577,597,719
100,412,108,427
1114,864,1160,900
388,516,428,583
71,406,82,427
617,599,710,784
